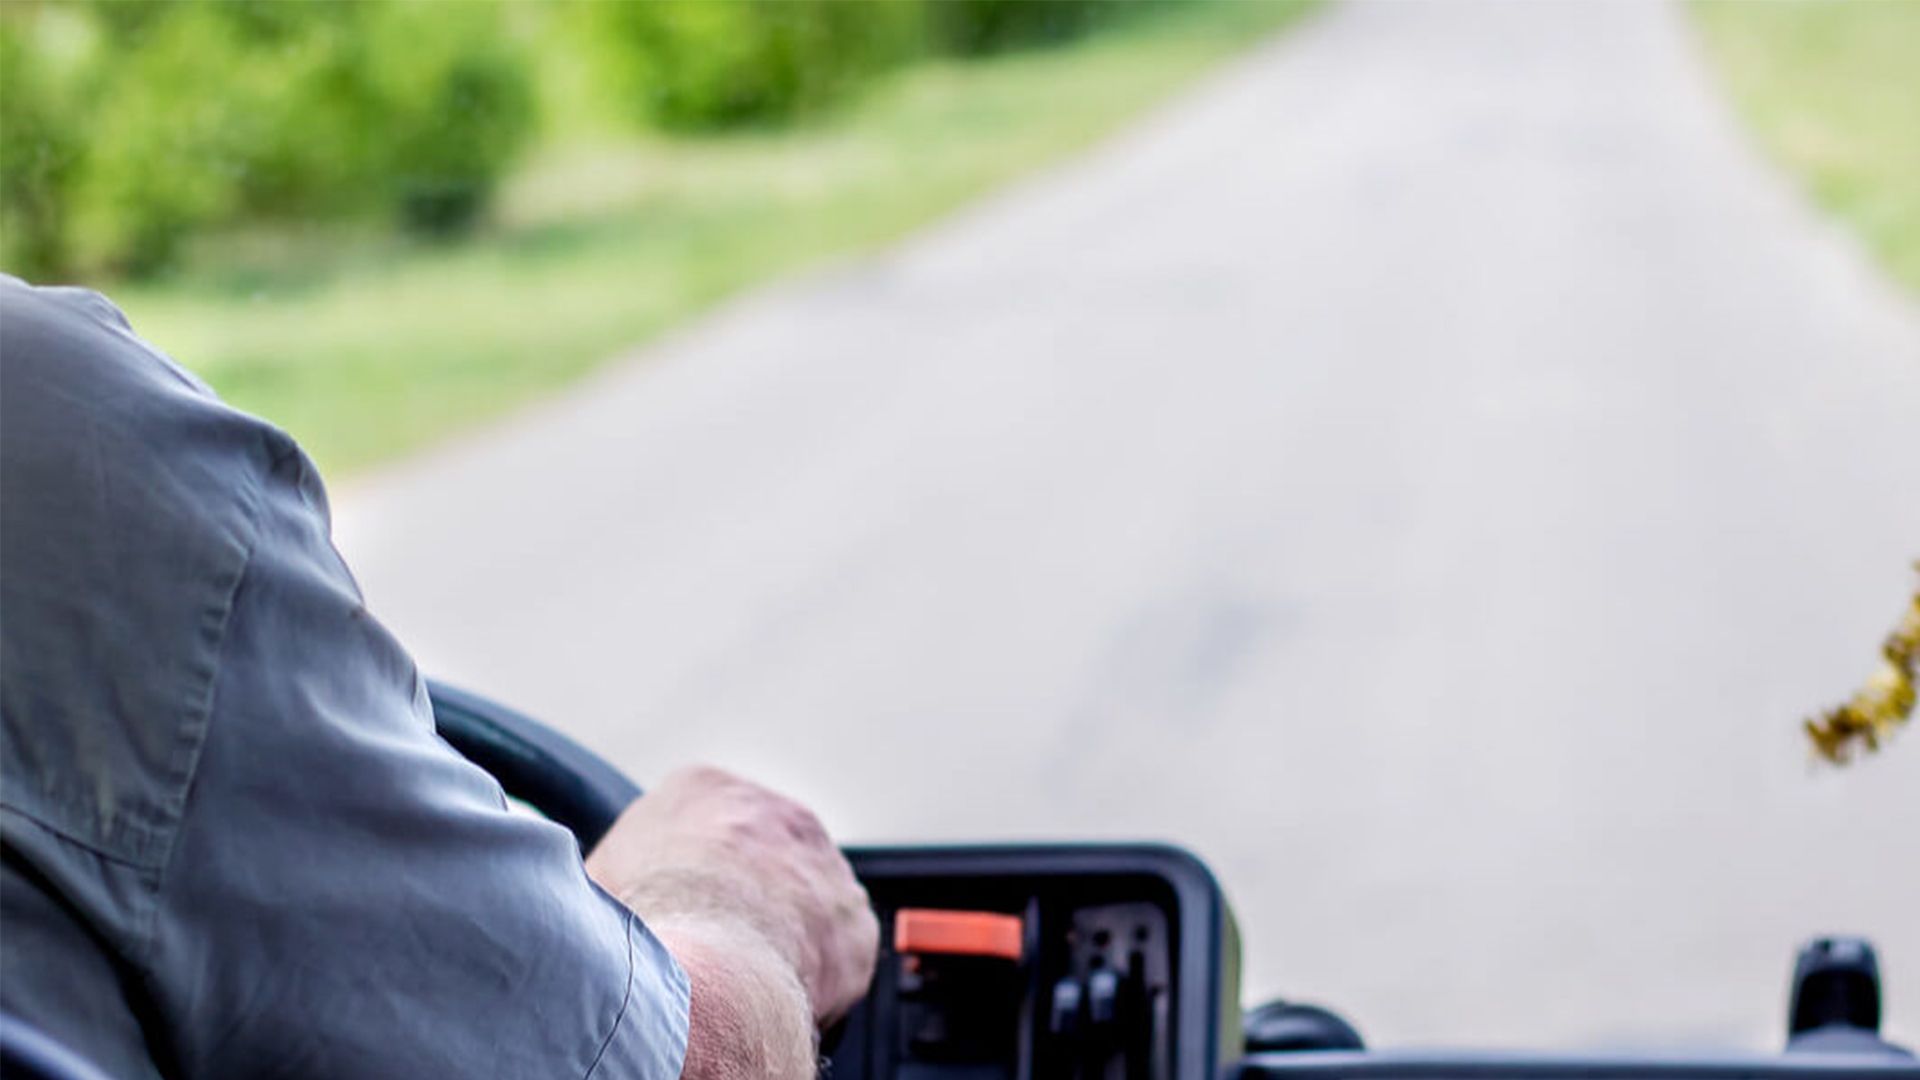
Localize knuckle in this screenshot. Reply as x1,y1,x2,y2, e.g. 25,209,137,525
678,763,739,788
783,803,827,844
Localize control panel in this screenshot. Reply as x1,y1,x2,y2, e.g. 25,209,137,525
831,844,1241,1080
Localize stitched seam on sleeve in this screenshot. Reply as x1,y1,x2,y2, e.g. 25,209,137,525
134,455,269,969
583,908,641,1080
0,805,165,872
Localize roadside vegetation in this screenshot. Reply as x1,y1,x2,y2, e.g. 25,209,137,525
1690,0,1920,295
1,0,1313,476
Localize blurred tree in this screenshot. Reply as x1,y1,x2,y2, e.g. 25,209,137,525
363,1,536,235
584,0,922,131
927,0,1140,56
0,0,1161,280
68,5,260,275
0,0,535,277
0,14,85,276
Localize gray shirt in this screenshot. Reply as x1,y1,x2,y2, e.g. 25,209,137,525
0,277,688,1079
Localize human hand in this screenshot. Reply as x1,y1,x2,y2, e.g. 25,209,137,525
586,765,879,1027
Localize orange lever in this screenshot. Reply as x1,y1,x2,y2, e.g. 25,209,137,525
893,908,1024,961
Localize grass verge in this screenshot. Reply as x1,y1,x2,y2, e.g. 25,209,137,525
1690,0,1920,295
114,0,1315,478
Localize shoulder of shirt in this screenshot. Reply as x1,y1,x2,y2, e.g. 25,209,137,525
1,275,293,885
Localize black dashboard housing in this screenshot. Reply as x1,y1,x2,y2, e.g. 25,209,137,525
835,843,1242,1080
1232,1050,1919,1079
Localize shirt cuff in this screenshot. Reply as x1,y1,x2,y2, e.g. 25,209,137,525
585,910,692,1080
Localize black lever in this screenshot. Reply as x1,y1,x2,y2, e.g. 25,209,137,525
1785,936,1912,1058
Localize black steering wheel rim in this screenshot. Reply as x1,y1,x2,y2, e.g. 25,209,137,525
427,679,639,851
427,680,856,1054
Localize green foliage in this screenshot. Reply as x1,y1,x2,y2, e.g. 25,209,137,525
585,0,922,131
0,18,84,275
1692,0,1920,293
68,6,261,275
362,3,537,235
576,0,1139,131
118,0,1319,476
0,0,1183,281
926,0,1141,56
1,0,535,278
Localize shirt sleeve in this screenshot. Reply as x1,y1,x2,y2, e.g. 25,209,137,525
3,276,686,1077
145,379,689,1076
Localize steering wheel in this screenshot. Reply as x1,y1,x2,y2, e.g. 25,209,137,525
429,680,856,1057
426,679,639,850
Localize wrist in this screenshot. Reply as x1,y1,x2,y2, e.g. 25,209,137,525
600,865,811,989
651,915,816,1079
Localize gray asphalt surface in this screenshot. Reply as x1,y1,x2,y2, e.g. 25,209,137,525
334,0,1920,1051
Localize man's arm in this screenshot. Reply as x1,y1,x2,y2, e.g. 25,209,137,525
588,767,882,1078
1,274,878,1078
3,276,694,1077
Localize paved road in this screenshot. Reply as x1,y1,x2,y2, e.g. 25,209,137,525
335,0,1920,1051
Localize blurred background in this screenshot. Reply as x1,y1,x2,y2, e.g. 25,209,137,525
5,0,1917,1054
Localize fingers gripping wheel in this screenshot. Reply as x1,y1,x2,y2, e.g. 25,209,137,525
427,681,864,1058
426,679,640,851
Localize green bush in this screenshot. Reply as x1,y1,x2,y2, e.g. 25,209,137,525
67,7,259,275
0,0,1153,281
0,20,84,276
362,3,537,235
926,0,1137,56
587,0,922,132
0,0,534,278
